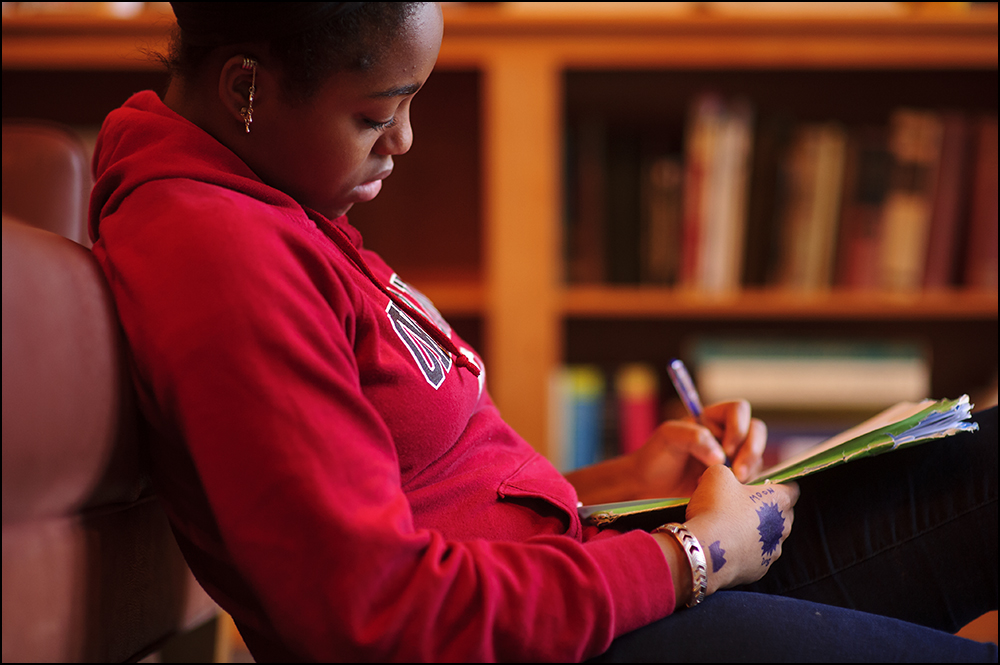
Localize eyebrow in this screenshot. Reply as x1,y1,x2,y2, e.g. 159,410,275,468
368,82,422,99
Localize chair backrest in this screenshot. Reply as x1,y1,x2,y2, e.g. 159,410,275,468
1,119,93,246
1,120,217,662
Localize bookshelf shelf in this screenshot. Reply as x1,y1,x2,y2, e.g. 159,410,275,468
3,3,997,460
4,6,997,69
562,287,999,321
442,10,998,69
1,9,176,70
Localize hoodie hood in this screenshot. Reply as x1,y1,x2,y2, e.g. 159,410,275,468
89,90,479,378
89,90,362,248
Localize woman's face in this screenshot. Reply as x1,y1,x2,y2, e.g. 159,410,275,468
246,3,444,219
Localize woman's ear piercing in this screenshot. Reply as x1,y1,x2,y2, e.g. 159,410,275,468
240,57,257,134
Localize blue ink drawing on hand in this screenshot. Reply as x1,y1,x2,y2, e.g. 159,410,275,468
709,540,727,573
756,502,784,559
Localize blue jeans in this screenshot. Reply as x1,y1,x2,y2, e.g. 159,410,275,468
592,406,998,662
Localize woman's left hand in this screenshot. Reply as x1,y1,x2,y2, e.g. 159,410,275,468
630,400,767,498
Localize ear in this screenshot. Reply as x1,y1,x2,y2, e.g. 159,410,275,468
218,54,260,129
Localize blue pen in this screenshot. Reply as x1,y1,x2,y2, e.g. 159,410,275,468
667,358,731,467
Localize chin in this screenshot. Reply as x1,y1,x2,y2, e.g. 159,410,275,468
291,191,351,219
319,201,352,219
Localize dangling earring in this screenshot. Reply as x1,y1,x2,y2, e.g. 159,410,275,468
240,57,257,134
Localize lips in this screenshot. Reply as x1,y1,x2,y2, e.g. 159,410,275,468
352,167,392,203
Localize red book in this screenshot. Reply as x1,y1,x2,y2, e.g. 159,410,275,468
923,112,971,290
680,94,724,288
964,115,999,290
615,364,659,455
835,125,891,289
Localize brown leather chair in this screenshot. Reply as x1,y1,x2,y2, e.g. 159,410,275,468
1,120,93,247
2,121,220,662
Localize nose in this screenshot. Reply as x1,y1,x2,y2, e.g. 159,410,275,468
375,110,413,156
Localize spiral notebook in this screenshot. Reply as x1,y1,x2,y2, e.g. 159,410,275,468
579,395,978,527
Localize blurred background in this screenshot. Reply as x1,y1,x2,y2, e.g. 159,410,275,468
4,2,997,660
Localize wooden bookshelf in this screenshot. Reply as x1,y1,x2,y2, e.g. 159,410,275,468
440,3,998,456
3,3,997,460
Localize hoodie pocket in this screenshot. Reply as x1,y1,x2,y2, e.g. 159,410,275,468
497,453,582,539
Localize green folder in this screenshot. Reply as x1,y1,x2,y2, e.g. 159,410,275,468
579,395,978,527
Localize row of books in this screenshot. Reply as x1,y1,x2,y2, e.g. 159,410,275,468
551,339,931,472
565,94,999,293
551,363,662,472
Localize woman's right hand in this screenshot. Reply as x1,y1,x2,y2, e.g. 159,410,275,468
659,465,799,599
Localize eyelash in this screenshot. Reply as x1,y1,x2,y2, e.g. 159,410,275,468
365,116,397,132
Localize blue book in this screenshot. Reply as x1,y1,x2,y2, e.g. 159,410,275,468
557,366,606,472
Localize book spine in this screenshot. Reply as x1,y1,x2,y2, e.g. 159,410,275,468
705,98,754,293
923,112,970,289
680,94,723,288
879,109,944,291
835,125,892,290
963,114,999,290
803,123,847,290
559,365,606,471
615,363,660,455
698,98,730,292
743,112,793,287
777,124,822,290
640,156,684,285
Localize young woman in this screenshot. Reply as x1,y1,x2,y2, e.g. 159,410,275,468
89,3,997,661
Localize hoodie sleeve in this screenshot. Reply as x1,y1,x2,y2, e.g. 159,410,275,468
93,180,676,662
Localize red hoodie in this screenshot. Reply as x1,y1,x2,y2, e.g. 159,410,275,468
89,91,675,662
